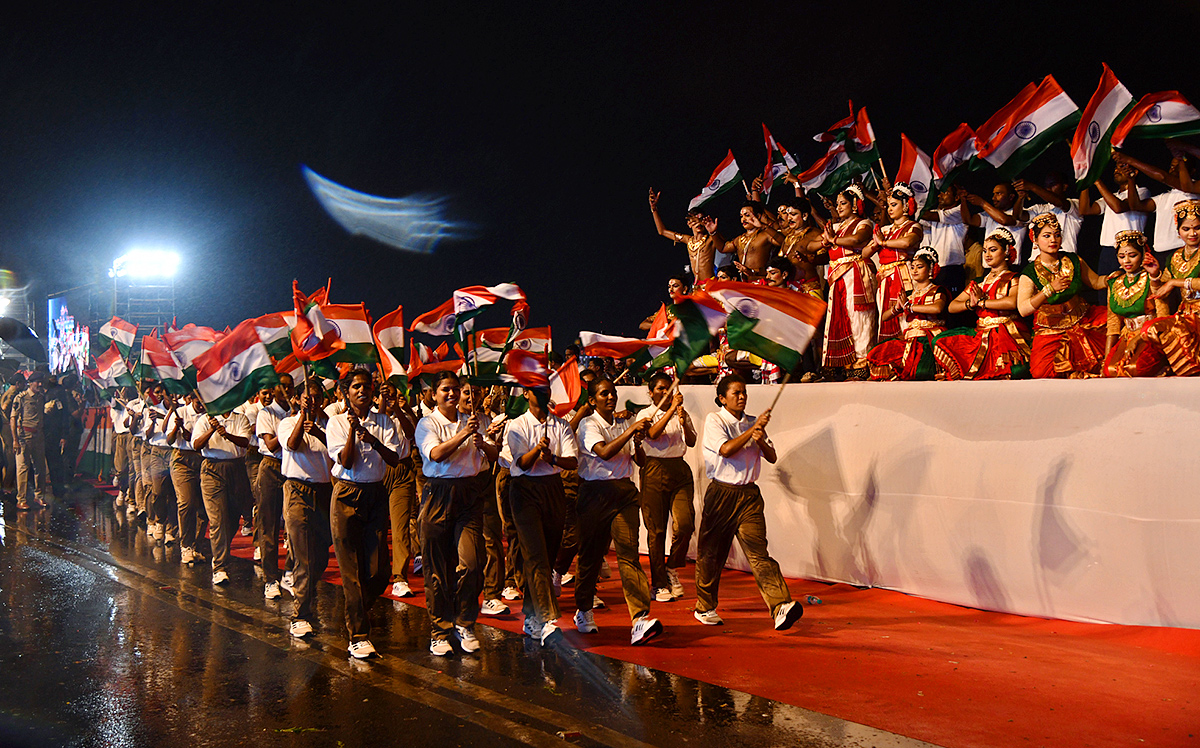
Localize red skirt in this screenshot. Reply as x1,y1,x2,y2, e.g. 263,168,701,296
876,269,907,342
1029,304,1108,379
1144,312,1200,377
1103,323,1168,378
933,321,1030,380
867,334,938,381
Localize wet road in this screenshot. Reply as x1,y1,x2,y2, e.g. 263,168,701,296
0,485,936,748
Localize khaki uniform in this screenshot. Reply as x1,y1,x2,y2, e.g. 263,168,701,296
13,388,51,507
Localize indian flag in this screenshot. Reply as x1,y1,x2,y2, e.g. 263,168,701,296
761,124,799,197
667,288,726,373
1071,64,1135,189
141,333,189,394
973,81,1036,163
89,342,135,389
502,349,550,388
797,141,872,197
162,324,218,369
373,305,407,388
274,354,305,385
290,280,343,361
579,331,672,359
548,356,582,418
410,298,457,336
932,123,977,188
849,106,879,159
253,312,296,361
324,304,378,364
194,318,279,414
707,281,827,372
813,101,856,142
978,75,1080,179
453,283,526,324
1112,90,1200,148
688,150,742,211
99,317,138,356
896,134,935,214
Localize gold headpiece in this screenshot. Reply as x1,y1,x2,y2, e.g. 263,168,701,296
1027,212,1062,240
1174,199,1200,227
1114,229,1148,251
986,227,1015,246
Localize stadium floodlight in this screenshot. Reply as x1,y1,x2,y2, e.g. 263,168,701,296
0,296,9,311
109,248,181,279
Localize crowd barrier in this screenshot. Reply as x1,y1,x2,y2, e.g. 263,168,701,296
617,379,1200,629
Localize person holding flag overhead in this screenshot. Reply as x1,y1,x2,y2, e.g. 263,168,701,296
377,381,419,598
648,189,717,282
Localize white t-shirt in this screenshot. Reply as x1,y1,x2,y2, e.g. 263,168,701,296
256,401,293,459
111,403,130,435
702,408,770,485
325,409,401,484
1152,188,1200,253
415,408,493,479
164,405,197,450
635,402,688,459
506,411,578,478
920,206,967,267
1097,186,1151,246
981,213,1027,264
1026,199,1082,257
126,398,146,440
384,413,412,460
324,400,346,419
237,401,262,449
278,414,332,483
576,412,636,481
192,412,252,460
144,403,173,448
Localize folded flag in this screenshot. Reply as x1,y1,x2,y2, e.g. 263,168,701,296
761,124,799,197
503,349,550,389
1071,63,1135,189
813,101,856,142
274,354,305,385
931,123,978,188
194,318,280,414
688,150,742,211
99,316,138,356
453,284,527,326
707,281,826,372
290,281,344,361
1112,90,1200,149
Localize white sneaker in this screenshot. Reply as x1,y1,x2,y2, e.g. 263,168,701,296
773,601,804,631
455,625,480,653
501,586,521,600
164,530,176,546
147,522,156,538
114,491,125,508
125,504,136,519
574,609,598,634
540,620,562,646
264,582,281,600
667,568,684,598
560,571,575,586
429,639,453,656
655,588,675,603
630,616,663,646
551,571,562,597
253,546,261,562
592,595,606,609
348,640,376,659
480,598,509,616
391,580,413,598
289,619,313,638
599,559,611,579
212,570,229,585
694,609,724,626
280,571,294,593
240,523,252,537
153,524,165,542
523,615,541,637
180,547,194,565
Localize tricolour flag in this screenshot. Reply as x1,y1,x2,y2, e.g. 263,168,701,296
453,283,526,324
707,281,827,372
813,101,856,142
162,324,219,369
977,75,1080,179
89,342,135,389
1071,63,1136,189
667,288,726,373
274,354,305,385
373,305,407,389
99,317,138,356
502,349,550,389
548,356,582,418
322,304,378,364
932,123,978,188
579,331,673,359
290,281,343,361
141,333,189,394
410,298,457,337
688,150,742,211
897,134,935,214
973,81,1037,158
761,124,799,198
194,318,280,414
253,312,297,361
850,106,879,158
796,141,873,197
1112,90,1200,149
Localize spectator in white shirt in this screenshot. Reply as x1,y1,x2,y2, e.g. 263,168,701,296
920,188,969,295
961,182,1028,266
141,383,179,545
192,405,254,586
694,374,802,632
254,374,294,600
1015,173,1086,258
635,372,697,604
1115,151,1200,256
110,386,136,512
573,378,662,646
325,369,401,659
1083,163,1152,275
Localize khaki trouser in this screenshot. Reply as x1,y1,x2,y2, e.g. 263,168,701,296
285,478,332,624
410,451,425,560
574,477,652,622
694,481,792,616
480,468,506,599
130,439,146,514
170,449,204,552
639,456,696,589
244,451,262,536
383,458,417,581
15,431,51,506
495,466,522,591
419,474,485,642
200,458,250,573
330,478,390,641
509,473,565,624
113,433,131,495
146,445,179,535
553,468,580,575
256,455,286,583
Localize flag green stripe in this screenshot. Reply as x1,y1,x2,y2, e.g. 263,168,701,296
265,338,291,361
667,300,717,373
724,310,801,371
204,364,280,415
327,342,380,364
1126,121,1200,142
994,113,1081,180
1077,101,1137,190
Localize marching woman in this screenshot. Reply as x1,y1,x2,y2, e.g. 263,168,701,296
506,387,579,646
693,374,801,631
1016,213,1109,378
1103,231,1168,377
933,228,1031,380
377,381,418,598
866,247,947,381
869,183,925,342
415,371,496,656
819,184,877,379
573,377,663,645
1146,200,1200,376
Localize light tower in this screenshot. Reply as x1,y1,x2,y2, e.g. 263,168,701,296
109,248,180,332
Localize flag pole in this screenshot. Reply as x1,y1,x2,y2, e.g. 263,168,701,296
742,179,750,195
767,371,793,412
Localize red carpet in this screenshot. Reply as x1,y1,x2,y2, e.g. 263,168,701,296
224,531,1199,748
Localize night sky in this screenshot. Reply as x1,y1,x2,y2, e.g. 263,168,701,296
3,3,1198,347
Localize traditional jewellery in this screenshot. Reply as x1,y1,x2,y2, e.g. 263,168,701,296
1027,212,1062,240
1114,229,1148,252
1173,199,1200,227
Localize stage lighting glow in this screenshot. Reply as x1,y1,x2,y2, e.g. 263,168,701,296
109,249,181,279
302,166,477,254
0,296,9,311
